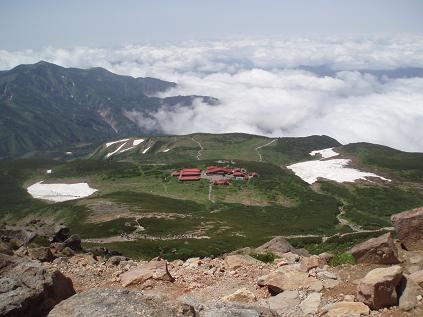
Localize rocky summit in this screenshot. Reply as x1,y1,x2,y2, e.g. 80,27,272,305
1,207,423,317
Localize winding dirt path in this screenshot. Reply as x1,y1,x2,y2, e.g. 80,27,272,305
191,137,204,160
255,139,277,162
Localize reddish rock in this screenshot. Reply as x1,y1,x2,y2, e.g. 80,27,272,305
300,255,326,272
356,265,403,310
120,260,174,287
350,232,400,264
391,207,423,251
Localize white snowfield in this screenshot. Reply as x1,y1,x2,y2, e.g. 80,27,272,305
163,148,171,153
27,181,97,202
105,138,144,158
105,138,130,148
46,169,52,174
287,147,391,184
142,145,152,154
309,148,339,159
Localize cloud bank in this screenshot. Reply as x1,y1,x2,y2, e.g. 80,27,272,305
1,35,423,151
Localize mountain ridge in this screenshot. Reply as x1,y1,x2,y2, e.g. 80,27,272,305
0,61,217,158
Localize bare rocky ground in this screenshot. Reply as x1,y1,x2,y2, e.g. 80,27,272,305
2,207,423,316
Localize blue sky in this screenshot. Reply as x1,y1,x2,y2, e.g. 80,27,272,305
1,0,422,50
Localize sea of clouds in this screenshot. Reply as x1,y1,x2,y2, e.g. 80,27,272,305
1,35,423,151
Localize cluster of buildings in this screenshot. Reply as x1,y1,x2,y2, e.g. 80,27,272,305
171,165,258,185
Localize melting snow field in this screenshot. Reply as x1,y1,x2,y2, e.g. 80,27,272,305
309,148,339,159
142,145,152,154
288,147,391,184
105,138,144,158
163,148,171,153
27,181,97,202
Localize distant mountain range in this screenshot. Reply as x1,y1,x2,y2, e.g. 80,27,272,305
0,61,217,158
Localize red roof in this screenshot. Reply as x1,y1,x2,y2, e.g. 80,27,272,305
206,167,233,175
233,171,245,177
180,169,201,176
214,179,230,185
179,176,201,181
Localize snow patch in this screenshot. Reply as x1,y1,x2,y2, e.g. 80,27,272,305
163,148,171,153
46,169,52,174
105,138,130,148
287,159,390,184
133,139,144,146
310,148,339,159
142,145,152,154
27,181,97,202
106,142,128,158
65,152,72,155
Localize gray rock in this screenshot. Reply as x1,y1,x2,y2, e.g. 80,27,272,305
63,234,81,251
399,275,422,311
48,288,194,317
107,255,129,266
0,253,75,317
0,241,13,255
255,236,294,255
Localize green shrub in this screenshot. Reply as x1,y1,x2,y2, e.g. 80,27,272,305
250,252,276,263
329,252,355,267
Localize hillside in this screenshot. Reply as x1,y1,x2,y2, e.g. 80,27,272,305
1,133,423,261
0,61,217,158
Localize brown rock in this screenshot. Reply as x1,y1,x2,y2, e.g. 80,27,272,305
409,270,423,289
224,254,261,270
300,255,326,271
255,236,294,255
268,290,300,315
356,265,403,310
258,268,322,294
120,260,174,287
391,207,423,251
320,301,370,317
28,247,55,262
350,232,400,264
0,241,13,255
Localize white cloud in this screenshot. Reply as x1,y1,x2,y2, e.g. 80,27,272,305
1,35,423,151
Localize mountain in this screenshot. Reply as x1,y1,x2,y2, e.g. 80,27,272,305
0,61,217,158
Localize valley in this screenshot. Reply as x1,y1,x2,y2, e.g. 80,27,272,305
2,133,423,261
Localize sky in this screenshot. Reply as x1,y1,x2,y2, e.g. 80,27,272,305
1,0,423,50
1,1,423,152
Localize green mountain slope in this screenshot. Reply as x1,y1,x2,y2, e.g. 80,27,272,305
0,61,217,158
2,133,423,260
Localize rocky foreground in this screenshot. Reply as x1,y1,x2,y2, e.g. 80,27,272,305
2,208,423,316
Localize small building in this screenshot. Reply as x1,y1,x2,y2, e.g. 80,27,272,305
206,167,232,175
214,179,230,185
171,171,181,177
179,175,201,181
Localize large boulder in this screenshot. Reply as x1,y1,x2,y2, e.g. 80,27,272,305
0,228,36,248
267,290,300,315
255,237,294,255
409,270,423,289
391,207,423,251
0,253,75,317
48,288,194,317
224,255,261,270
63,234,82,251
350,232,400,264
356,265,403,310
320,301,370,317
257,267,322,294
51,224,70,242
0,241,13,255
120,259,174,287
398,275,422,311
